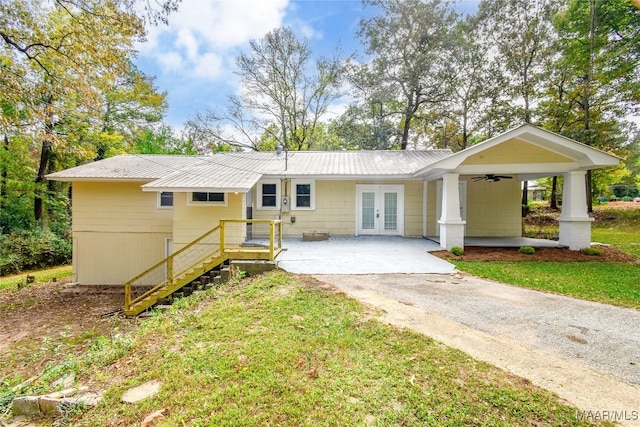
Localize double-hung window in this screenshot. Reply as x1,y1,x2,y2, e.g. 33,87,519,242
292,179,315,210
158,191,174,208
257,180,280,210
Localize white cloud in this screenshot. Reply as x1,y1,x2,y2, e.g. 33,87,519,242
175,29,199,62
192,52,224,79
138,0,290,83
157,51,184,72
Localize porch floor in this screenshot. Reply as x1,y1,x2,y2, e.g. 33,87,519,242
426,236,565,248
275,236,457,275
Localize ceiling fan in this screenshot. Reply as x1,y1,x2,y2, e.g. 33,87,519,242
472,174,513,182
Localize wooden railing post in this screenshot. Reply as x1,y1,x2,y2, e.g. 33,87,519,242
167,256,173,286
220,220,226,255
124,283,131,311
278,221,283,250
269,222,275,260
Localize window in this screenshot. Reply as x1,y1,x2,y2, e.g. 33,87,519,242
262,184,277,207
292,179,315,210
189,192,226,205
158,191,173,208
257,180,280,210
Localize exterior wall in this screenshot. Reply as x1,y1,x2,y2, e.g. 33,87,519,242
172,192,245,250
461,138,573,165
73,232,170,285
252,179,423,237
425,177,521,237
71,181,173,285
464,177,521,237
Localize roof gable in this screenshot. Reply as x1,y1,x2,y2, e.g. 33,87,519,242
414,124,621,179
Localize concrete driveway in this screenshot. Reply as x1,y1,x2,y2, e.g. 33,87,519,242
276,236,456,274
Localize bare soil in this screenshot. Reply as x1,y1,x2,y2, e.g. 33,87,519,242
0,281,135,382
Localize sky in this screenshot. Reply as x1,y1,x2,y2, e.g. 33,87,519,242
134,0,481,130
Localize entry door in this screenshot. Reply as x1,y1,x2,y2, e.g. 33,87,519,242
356,185,404,236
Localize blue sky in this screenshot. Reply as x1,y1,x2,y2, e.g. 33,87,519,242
134,0,480,130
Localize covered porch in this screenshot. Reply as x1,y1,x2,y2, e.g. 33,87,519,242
416,125,621,251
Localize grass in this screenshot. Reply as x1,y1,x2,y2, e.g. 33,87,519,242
454,205,640,309
449,261,640,309
0,265,72,292
9,271,603,426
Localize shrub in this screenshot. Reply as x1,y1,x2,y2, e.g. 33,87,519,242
0,226,72,275
450,246,464,256
583,247,602,256
519,246,535,255
621,196,633,202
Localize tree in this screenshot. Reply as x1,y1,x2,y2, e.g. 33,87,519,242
185,26,344,152
356,0,458,150
545,0,640,209
478,0,554,209
0,0,178,222
428,16,494,151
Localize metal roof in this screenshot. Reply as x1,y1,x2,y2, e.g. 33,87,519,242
141,162,263,193
45,155,209,181
47,150,454,190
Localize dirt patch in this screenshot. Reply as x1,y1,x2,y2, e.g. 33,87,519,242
0,281,136,381
432,245,638,263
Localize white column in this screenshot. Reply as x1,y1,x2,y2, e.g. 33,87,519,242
438,173,466,250
558,170,594,250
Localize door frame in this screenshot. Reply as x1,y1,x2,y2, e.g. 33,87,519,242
355,184,405,236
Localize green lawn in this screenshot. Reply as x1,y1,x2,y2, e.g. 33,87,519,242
449,261,640,309
4,272,603,427
458,205,640,309
0,265,72,292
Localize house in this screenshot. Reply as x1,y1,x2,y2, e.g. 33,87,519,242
523,180,547,201
47,124,621,287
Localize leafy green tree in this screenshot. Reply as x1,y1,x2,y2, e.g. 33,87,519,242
543,0,640,209
0,0,177,222
356,0,458,150
185,26,344,152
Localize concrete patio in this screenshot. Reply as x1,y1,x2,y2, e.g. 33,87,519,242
274,235,567,275
276,236,456,275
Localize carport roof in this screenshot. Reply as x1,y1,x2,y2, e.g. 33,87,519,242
413,124,622,180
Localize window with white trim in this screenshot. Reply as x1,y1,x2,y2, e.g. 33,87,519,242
257,180,280,210
292,179,315,210
189,192,227,206
158,191,173,208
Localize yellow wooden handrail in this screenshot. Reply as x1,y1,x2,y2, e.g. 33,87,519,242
124,219,283,314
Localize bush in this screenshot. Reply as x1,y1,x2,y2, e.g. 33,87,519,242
519,246,535,255
450,246,464,256
583,247,602,256
621,196,633,202
0,226,72,275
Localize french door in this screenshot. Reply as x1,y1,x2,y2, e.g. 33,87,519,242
356,185,404,236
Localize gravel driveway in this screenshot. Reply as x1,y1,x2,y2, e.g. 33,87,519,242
315,273,640,425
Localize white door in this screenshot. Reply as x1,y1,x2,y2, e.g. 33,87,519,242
356,185,404,236
435,181,467,237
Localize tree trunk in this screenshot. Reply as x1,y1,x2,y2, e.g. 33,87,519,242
1,134,8,211
400,115,411,150
34,101,55,222
521,181,529,215
550,176,558,210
